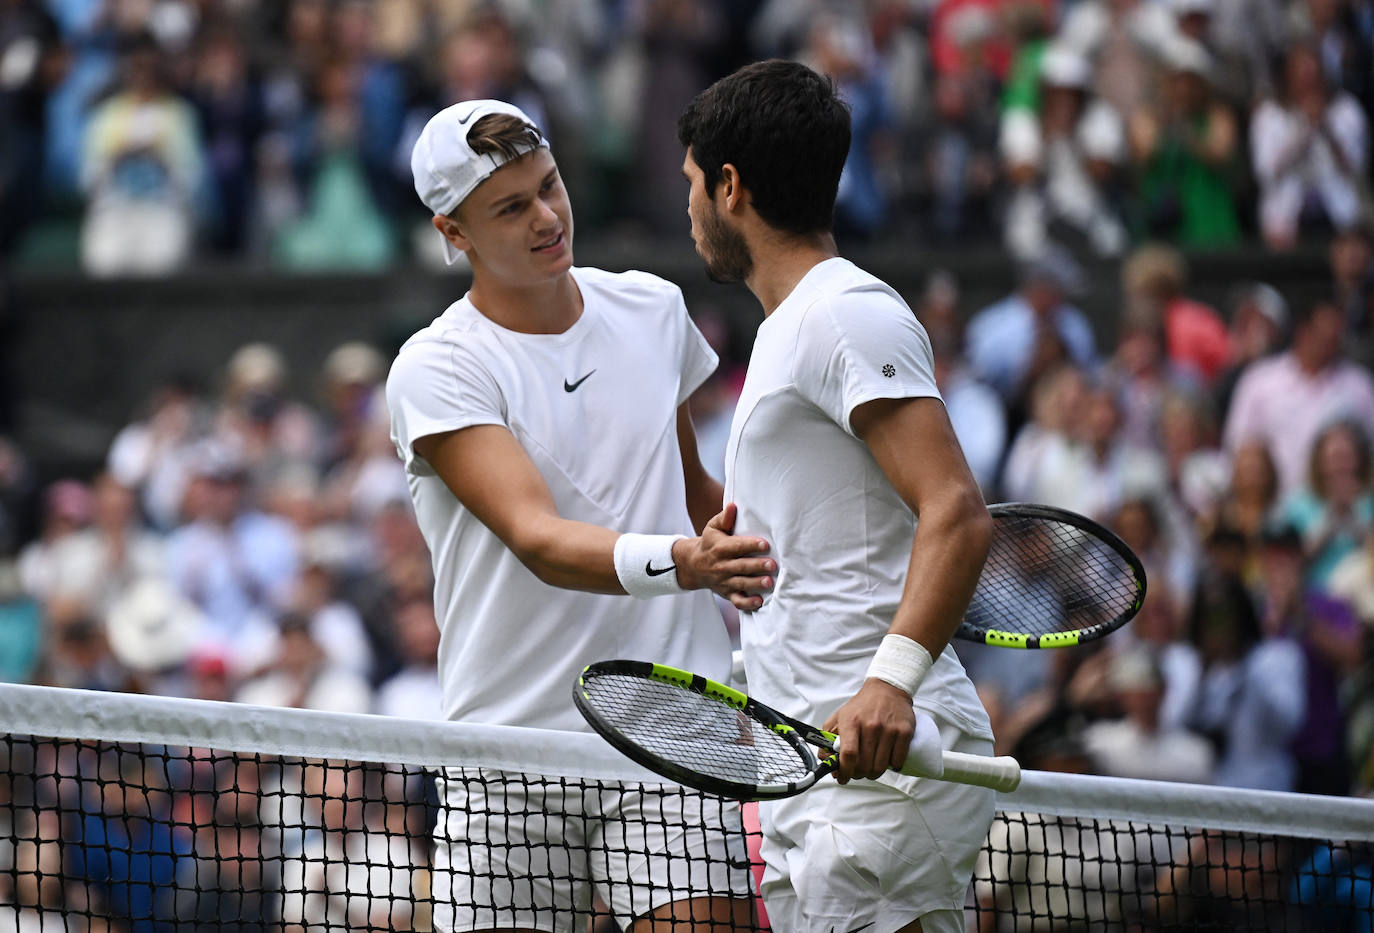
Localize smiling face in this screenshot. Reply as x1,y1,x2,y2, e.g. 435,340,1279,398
436,147,573,286
682,149,753,284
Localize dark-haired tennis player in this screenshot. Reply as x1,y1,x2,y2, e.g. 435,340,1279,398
387,100,766,931
679,60,997,932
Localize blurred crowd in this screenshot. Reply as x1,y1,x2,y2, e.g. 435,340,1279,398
5,227,1374,803
4,0,1374,928
939,228,1374,801
0,338,444,728
2,0,1374,274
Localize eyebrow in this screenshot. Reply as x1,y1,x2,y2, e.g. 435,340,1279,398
488,169,558,211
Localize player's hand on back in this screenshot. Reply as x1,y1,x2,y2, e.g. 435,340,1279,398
823,680,916,783
671,503,775,611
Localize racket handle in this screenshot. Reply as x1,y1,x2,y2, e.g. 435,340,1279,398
937,750,1022,793
833,736,1023,793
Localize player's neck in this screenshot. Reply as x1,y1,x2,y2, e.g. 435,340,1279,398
468,270,583,335
745,231,838,316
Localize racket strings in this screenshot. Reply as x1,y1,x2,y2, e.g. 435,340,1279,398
580,673,812,787
967,515,1140,637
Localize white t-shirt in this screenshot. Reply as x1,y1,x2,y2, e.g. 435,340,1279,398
724,257,992,740
386,266,732,731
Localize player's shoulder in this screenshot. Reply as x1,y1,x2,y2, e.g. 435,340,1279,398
395,300,485,355
792,258,915,329
573,266,685,313
386,301,488,385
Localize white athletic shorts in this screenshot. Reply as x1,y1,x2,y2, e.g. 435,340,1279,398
758,715,996,933
430,770,756,932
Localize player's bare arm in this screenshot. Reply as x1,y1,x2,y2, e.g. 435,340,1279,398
414,423,774,608
824,396,993,782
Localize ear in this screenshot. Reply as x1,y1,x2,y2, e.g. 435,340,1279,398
718,163,747,213
432,214,471,254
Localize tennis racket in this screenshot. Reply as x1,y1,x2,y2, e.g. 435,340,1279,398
957,502,1146,649
574,660,1021,801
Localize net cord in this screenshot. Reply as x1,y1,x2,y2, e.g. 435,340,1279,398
3,682,1372,842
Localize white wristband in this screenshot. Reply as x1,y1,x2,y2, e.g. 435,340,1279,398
866,634,934,697
613,533,688,598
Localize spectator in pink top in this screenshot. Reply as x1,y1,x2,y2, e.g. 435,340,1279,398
1223,300,1374,497
1122,243,1230,385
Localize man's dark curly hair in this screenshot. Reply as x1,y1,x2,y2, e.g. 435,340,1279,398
678,59,851,236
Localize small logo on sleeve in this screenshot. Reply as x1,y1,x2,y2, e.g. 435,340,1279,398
881,363,896,378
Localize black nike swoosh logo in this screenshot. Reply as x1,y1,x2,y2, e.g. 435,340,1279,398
645,561,676,577
834,924,874,933
457,107,479,125
564,370,596,392
726,855,752,870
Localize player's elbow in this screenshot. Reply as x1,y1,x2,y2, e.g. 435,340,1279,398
505,522,563,585
933,487,993,563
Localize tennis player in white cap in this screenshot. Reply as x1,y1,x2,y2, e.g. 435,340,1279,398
386,100,768,930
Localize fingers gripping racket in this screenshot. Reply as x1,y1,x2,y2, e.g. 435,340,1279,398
957,503,1147,649
574,660,1021,801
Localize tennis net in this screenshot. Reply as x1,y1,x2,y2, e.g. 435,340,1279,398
1,682,1373,931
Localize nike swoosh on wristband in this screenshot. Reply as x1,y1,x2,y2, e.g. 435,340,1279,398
645,561,676,577
564,370,596,392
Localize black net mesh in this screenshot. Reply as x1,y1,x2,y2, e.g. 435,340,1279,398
2,731,1373,931
577,671,811,790
966,512,1142,640
970,811,1374,932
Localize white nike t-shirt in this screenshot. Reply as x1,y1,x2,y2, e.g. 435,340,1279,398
725,257,992,740
386,266,732,731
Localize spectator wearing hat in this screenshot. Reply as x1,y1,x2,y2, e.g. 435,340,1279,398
1128,36,1242,249
164,440,301,659
214,342,322,492
1251,42,1370,251
316,342,407,528
999,44,1129,259
1167,0,1271,108
1055,0,1176,119
965,245,1099,423
1081,646,1214,783
1224,299,1374,499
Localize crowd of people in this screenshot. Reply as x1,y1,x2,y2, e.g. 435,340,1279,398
2,0,1374,273
2,236,1374,922
5,0,1374,927
3,230,1374,799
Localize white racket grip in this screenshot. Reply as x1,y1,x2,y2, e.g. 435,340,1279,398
831,734,1022,793
933,750,1022,793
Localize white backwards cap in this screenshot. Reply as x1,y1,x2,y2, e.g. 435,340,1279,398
410,99,549,264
